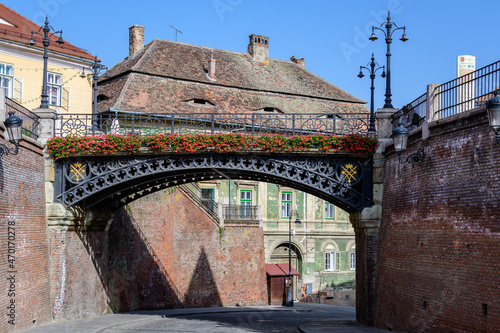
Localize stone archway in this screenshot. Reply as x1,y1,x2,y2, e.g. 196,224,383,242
270,242,303,300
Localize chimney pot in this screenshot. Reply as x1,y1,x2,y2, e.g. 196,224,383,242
129,25,145,57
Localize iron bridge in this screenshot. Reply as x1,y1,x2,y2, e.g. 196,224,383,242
52,112,374,213
54,153,373,213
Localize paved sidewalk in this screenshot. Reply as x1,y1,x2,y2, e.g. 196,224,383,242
18,304,387,333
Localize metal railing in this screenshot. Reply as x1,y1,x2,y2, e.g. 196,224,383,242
402,60,500,127
394,92,427,129
222,204,259,222
178,183,220,223
436,60,500,118
5,97,39,140
54,111,371,137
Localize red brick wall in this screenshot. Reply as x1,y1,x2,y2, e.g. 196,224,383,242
49,230,110,320
0,134,51,332
107,188,268,310
376,108,500,332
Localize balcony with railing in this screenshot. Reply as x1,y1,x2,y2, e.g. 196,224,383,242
221,204,261,225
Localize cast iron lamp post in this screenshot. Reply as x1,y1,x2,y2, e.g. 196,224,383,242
485,91,500,145
369,11,408,109
80,55,108,114
285,210,301,307
358,53,386,137
0,112,23,157
29,16,64,109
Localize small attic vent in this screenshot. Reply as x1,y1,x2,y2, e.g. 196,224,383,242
255,107,283,114
185,99,215,106
97,94,109,102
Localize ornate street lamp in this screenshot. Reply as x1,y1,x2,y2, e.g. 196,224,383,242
285,210,301,307
29,16,64,109
80,55,108,114
485,91,500,145
1,112,23,157
369,11,408,109
358,53,386,137
392,125,425,165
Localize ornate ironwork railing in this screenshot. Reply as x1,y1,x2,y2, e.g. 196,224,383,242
5,97,39,140
54,111,371,137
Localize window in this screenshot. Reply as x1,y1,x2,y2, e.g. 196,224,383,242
0,63,13,98
240,190,252,217
350,246,356,270
325,202,334,219
47,72,62,106
281,192,292,218
325,245,340,271
200,188,215,212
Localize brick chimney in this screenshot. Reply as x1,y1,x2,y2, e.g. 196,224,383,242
208,49,216,79
291,56,305,68
247,34,269,62
129,25,144,57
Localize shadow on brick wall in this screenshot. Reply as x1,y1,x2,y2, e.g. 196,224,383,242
75,204,222,312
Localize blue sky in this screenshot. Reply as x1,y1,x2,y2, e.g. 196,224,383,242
3,0,499,110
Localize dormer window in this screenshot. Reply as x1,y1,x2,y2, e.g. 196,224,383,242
185,99,215,106
254,107,283,113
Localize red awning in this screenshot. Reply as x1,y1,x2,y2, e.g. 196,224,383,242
265,263,300,277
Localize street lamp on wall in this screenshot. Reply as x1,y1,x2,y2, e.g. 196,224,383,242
80,55,108,114
1,112,23,157
485,91,500,145
392,125,425,165
369,11,408,109
28,16,64,109
357,53,386,137
285,210,301,307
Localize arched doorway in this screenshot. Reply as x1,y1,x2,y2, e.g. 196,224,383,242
270,243,303,300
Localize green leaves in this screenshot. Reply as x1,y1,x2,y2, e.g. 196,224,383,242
46,133,378,160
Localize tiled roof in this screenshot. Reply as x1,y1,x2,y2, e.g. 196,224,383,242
103,39,366,104
0,4,94,61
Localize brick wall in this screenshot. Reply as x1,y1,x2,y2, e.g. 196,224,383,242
0,134,51,333
49,230,110,320
107,187,267,311
376,107,500,332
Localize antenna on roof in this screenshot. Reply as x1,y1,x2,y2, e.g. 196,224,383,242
169,25,183,42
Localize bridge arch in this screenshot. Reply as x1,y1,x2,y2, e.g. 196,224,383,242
54,152,373,213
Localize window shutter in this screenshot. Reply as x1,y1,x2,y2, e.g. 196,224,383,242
61,86,71,111
13,77,23,100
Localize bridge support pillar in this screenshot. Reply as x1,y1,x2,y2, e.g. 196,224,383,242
33,108,57,146
350,109,396,327
350,207,380,327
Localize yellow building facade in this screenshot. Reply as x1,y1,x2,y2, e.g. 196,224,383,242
0,4,96,114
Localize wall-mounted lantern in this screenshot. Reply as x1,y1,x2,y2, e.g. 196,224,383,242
485,91,500,145
392,125,425,165
1,112,23,157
